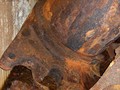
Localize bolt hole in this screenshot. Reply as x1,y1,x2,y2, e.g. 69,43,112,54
8,53,16,59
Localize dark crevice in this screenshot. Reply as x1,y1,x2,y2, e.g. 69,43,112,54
2,65,35,90
100,36,120,76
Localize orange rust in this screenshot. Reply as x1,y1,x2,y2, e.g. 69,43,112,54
85,29,95,41
65,58,91,74
1,0,120,89
42,0,55,21
104,0,119,25
101,24,110,32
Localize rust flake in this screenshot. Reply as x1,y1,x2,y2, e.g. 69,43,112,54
42,0,55,21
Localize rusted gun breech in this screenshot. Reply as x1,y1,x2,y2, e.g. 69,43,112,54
0,0,120,90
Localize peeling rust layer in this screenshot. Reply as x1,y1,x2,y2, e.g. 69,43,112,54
0,0,120,90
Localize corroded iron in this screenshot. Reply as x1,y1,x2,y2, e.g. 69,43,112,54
0,0,120,90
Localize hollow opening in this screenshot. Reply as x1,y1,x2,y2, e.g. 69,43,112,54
100,37,120,76
1,65,37,90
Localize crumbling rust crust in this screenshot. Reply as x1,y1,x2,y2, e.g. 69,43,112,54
78,0,120,56
0,0,120,90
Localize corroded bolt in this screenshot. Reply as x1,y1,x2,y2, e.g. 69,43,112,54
41,68,63,90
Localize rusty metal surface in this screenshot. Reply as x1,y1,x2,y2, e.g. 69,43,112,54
0,0,120,90
49,0,120,56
